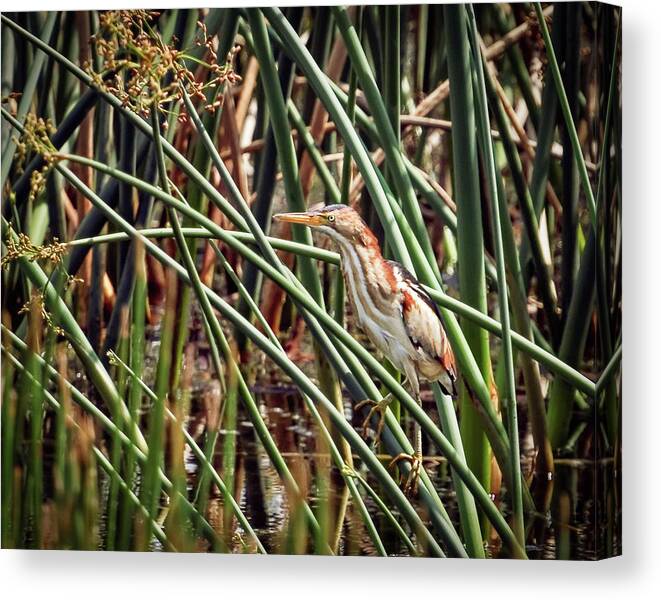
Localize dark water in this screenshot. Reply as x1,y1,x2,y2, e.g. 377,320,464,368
177,377,621,559
144,306,621,559
28,308,620,559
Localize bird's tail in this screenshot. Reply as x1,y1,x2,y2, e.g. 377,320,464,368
438,370,458,397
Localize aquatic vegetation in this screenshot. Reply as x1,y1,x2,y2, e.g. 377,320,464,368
1,4,621,559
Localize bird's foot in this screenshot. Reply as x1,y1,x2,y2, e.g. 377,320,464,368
389,451,422,496
354,396,392,444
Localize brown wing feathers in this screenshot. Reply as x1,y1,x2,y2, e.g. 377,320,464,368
395,262,457,391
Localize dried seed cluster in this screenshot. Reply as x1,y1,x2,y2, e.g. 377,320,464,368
1,230,67,269
18,294,65,337
12,113,58,202
87,10,241,119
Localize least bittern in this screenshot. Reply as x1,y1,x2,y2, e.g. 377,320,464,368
274,204,456,493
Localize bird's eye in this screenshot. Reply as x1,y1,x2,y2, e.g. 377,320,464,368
327,214,335,223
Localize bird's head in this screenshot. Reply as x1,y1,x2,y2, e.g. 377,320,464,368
273,203,372,246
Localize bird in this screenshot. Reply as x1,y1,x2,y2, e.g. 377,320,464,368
273,203,456,494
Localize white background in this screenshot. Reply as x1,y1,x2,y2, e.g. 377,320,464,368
1,0,658,598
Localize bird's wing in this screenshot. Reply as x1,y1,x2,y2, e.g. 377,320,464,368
388,261,457,386
387,261,445,324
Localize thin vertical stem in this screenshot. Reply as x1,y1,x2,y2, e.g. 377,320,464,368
534,2,596,229
467,4,524,548
444,4,493,517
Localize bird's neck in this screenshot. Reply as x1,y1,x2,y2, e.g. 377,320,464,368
334,225,398,300
335,223,382,263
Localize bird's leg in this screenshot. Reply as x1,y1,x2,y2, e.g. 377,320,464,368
388,372,423,496
389,422,422,496
389,452,421,496
354,394,393,443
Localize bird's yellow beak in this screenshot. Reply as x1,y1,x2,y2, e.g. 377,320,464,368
272,211,325,227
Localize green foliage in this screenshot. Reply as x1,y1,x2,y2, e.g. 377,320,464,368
1,4,620,559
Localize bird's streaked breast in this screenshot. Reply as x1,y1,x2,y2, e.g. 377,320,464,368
336,240,401,350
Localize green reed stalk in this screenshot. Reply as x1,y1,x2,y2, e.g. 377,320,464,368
533,2,596,229
384,4,400,146
117,238,146,550
53,345,71,547
596,344,622,397
4,327,250,552
1,216,142,449
521,3,565,253
595,16,621,445
476,57,560,350
415,4,429,96
56,161,526,558
175,86,447,550
559,3,582,321
475,28,554,479
40,156,452,555
166,343,194,552
287,101,341,204
335,26,359,327
491,164,553,478
54,145,459,543
235,11,297,350
259,7,412,269
492,5,539,130
1,344,17,547
193,402,221,523
2,349,174,549
104,399,122,548
331,6,439,280
444,4,493,515
528,70,559,226
170,10,237,392
247,8,324,304
22,303,44,548
0,11,57,188
296,6,332,134
221,347,239,544
343,466,416,556
246,22,344,539
432,384,484,557
139,262,175,549
151,108,236,544
546,233,597,448
50,149,595,398
340,57,358,210
467,4,524,546
53,12,77,119
104,293,126,551
10,302,29,545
